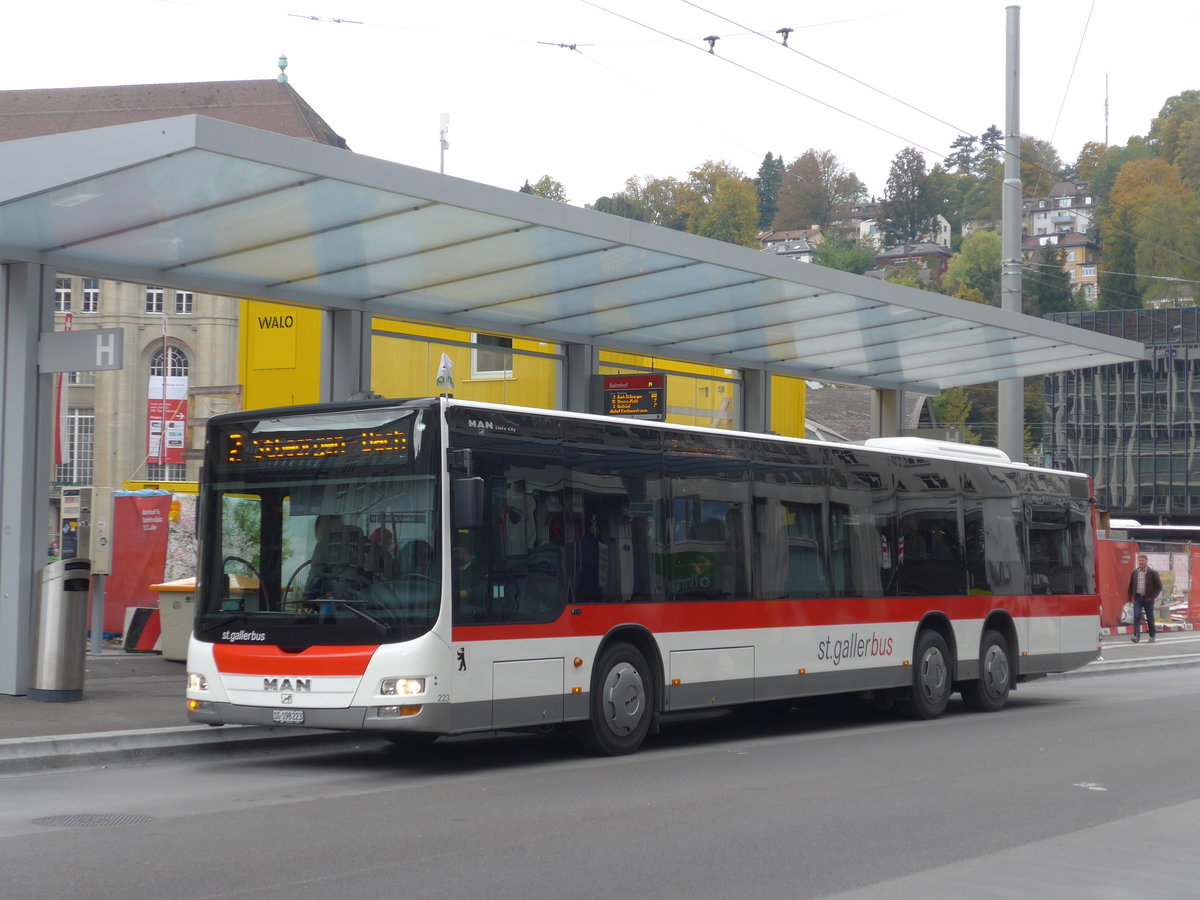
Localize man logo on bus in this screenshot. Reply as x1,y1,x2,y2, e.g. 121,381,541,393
263,678,311,692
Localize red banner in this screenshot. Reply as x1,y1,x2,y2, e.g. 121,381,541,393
1189,547,1200,626
1097,540,1138,629
147,374,188,465
93,494,171,634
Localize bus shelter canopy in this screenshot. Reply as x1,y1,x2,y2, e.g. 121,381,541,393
0,115,1143,394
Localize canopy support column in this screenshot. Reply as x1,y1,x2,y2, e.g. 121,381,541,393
742,370,769,434
564,342,598,414
324,309,372,401
0,263,55,695
871,389,904,439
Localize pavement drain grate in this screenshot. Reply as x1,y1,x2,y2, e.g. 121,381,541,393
33,813,157,828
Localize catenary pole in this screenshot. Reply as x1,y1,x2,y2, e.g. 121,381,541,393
998,5,1024,460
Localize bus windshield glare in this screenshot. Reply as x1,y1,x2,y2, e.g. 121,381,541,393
195,406,440,647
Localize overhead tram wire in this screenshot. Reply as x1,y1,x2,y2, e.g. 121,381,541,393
536,37,762,163
678,0,977,143
1037,0,1097,197
673,0,1200,278
290,3,1198,280
675,2,1097,203
581,0,1054,199
576,0,956,176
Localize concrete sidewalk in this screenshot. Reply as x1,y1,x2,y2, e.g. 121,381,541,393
0,652,366,774
2,634,1198,775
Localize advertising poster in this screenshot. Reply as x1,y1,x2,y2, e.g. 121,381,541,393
146,374,188,465
95,492,171,635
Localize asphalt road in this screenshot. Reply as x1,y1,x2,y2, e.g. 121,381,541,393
3,663,1200,899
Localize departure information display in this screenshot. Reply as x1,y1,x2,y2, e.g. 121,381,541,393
597,374,665,420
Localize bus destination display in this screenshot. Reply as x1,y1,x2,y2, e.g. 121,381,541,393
598,374,665,420
225,428,409,464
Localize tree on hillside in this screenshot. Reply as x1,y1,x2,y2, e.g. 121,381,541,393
1113,155,1187,209
1090,141,1156,310
980,125,1003,159
594,176,686,229
640,176,687,230
883,261,926,290
1134,189,1200,302
592,191,646,221
771,149,865,232
1102,158,1185,309
692,176,760,247
1089,137,1153,200
1023,243,1077,316
939,130,1004,234
1074,141,1109,181
1098,215,1143,309
676,161,759,247
945,134,978,174
755,152,785,230
519,175,568,202
1021,135,1065,196
878,147,940,246
931,387,981,444
812,239,875,275
1148,90,1200,172
943,230,1000,305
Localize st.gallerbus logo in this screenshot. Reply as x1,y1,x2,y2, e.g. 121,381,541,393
817,632,894,666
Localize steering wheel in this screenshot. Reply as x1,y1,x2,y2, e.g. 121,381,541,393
222,555,270,610
222,555,260,578
283,559,313,610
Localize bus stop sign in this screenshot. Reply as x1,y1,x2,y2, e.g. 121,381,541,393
38,328,124,372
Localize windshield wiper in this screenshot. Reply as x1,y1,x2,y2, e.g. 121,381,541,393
313,597,392,633
204,613,250,632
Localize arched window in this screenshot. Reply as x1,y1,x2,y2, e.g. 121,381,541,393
149,346,189,377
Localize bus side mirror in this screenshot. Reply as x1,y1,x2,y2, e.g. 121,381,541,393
453,477,484,530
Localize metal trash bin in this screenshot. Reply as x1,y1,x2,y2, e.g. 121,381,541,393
29,558,92,702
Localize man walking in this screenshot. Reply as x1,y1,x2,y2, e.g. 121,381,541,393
1127,553,1163,643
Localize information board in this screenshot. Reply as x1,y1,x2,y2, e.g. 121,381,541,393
595,374,665,420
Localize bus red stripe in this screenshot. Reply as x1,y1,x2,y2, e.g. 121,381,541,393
451,594,1099,642
213,644,377,675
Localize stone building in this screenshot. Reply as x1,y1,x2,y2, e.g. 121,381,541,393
0,79,348,541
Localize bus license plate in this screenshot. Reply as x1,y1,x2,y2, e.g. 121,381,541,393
272,709,304,724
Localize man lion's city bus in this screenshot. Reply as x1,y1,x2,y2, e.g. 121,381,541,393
186,397,1100,755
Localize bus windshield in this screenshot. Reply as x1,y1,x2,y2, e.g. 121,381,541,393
195,405,441,647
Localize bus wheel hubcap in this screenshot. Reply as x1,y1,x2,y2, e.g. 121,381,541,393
920,648,947,705
982,644,1008,696
602,662,644,736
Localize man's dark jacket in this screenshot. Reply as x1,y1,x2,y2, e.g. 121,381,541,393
1127,566,1163,602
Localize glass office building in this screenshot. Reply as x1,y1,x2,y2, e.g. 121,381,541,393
1044,308,1200,523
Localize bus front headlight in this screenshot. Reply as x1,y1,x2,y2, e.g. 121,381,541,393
380,677,425,696
187,672,208,691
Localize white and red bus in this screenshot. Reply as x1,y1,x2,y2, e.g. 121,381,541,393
186,397,1100,754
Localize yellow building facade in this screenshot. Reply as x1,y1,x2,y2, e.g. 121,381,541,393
238,301,807,437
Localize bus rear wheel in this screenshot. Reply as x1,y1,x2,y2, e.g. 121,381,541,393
960,629,1011,713
906,630,952,720
582,642,654,756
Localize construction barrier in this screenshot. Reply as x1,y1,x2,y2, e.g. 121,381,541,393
123,607,161,653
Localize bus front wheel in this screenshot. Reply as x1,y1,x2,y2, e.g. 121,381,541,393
960,629,1011,713
906,630,952,720
582,642,654,756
